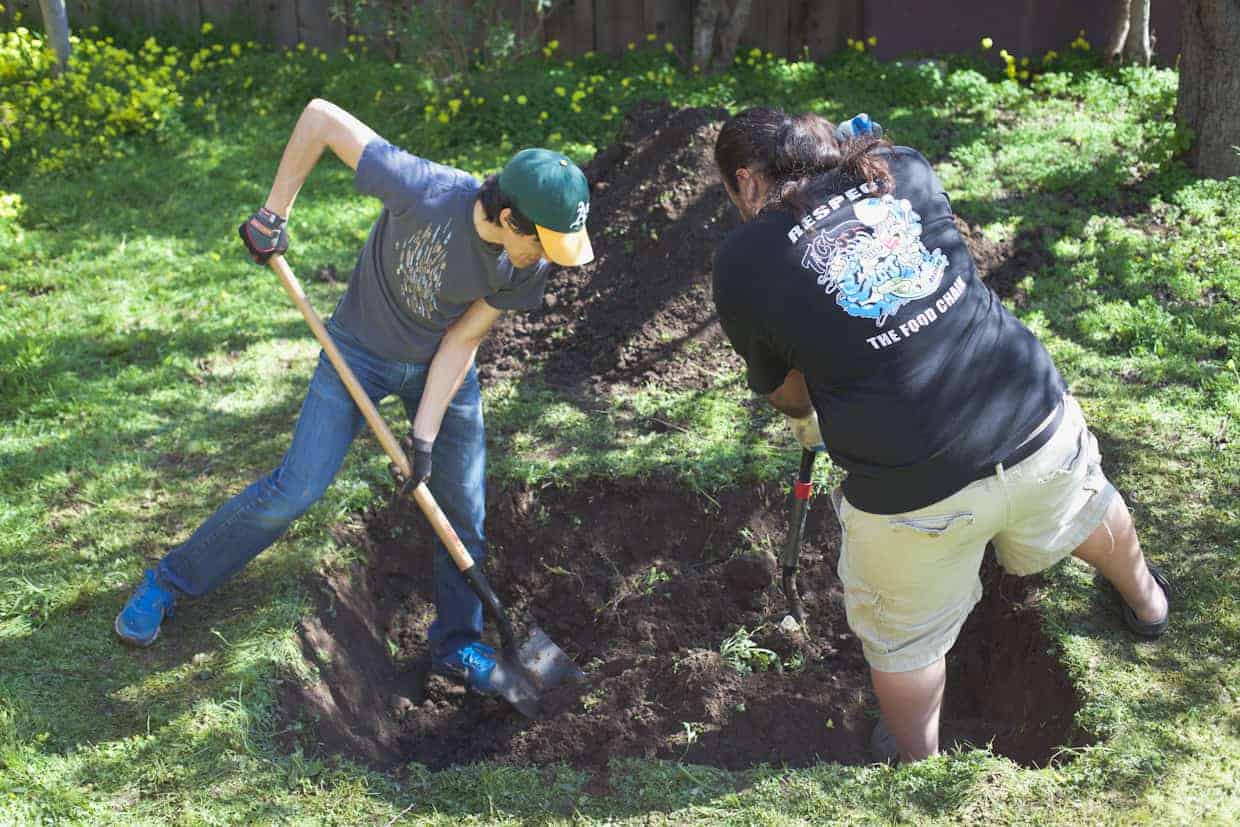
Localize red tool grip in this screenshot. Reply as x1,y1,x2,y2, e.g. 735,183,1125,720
795,480,813,500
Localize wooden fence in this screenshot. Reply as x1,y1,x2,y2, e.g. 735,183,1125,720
2,1,1180,62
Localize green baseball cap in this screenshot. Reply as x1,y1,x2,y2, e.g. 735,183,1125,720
498,148,593,266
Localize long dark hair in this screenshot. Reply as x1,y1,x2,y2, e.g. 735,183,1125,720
715,107,894,220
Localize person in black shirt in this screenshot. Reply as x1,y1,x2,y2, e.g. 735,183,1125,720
711,108,1170,762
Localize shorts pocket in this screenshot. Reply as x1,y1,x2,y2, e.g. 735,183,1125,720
888,511,975,536
1037,428,1086,484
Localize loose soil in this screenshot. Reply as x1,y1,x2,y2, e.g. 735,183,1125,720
280,105,1089,772
478,101,744,392
283,478,1091,771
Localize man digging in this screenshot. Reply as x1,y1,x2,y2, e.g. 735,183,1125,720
115,98,593,697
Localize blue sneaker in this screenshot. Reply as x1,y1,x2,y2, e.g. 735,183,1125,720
432,642,499,696
115,569,177,647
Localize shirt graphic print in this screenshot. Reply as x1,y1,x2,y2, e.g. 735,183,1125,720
396,220,453,320
801,194,948,326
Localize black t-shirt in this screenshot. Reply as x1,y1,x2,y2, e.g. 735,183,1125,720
713,147,1065,514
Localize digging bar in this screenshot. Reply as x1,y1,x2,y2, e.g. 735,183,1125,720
779,448,817,632
269,254,584,717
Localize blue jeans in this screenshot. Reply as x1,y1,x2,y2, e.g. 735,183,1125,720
158,319,487,660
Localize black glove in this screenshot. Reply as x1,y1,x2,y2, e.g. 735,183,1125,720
239,206,289,264
390,434,434,504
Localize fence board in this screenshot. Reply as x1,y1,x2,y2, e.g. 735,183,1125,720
1,0,1181,64
594,0,644,55
644,0,689,50
795,0,862,59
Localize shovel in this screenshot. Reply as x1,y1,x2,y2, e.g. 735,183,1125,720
779,448,817,632
268,255,583,717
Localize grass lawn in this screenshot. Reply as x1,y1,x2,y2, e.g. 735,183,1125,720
1,23,1238,825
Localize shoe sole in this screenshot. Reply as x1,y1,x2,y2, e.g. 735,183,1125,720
114,613,159,648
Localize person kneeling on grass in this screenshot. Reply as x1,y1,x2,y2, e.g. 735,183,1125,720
115,98,594,696
710,108,1170,763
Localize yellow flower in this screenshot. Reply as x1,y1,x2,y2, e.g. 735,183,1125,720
475,97,485,105
549,131,562,142
853,41,864,52
1044,50,1058,62
627,42,635,51
584,50,596,59
539,111,549,120
571,103,582,112
981,36,993,50
555,86,566,96
200,22,213,35
296,42,306,51
646,33,657,41
448,98,461,113
665,42,675,53
502,94,511,102
571,89,586,101
516,94,528,105
565,60,574,68
867,36,877,46
999,48,1009,59
547,39,560,51
621,78,631,87
437,112,449,123
749,47,761,58
1019,70,1029,80
1021,57,1029,66
230,43,241,57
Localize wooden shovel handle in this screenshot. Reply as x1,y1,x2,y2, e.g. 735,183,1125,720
268,254,477,573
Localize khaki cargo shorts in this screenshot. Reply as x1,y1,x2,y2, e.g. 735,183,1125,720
834,394,1116,673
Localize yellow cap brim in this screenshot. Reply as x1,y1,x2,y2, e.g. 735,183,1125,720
536,225,594,266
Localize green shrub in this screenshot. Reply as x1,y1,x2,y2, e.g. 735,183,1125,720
0,26,184,175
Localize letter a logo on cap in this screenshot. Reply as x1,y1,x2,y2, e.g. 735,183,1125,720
570,200,589,232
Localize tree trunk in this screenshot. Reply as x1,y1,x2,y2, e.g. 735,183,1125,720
713,0,753,72
1122,0,1152,65
1104,0,1132,62
1176,0,1240,179
1106,0,1153,65
38,0,71,74
692,0,720,69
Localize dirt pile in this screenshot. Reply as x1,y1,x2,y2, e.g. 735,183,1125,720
479,101,744,390
282,478,1091,771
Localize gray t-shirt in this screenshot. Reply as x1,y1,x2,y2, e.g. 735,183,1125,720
332,139,549,363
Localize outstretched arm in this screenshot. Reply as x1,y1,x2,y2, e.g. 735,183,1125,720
263,98,379,218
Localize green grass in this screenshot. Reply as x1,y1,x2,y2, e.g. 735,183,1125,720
1,26,1238,825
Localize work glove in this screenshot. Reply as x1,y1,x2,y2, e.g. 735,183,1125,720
239,206,289,264
835,112,883,142
389,433,434,504
786,411,826,452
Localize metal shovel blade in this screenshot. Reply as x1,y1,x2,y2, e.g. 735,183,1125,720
491,625,585,718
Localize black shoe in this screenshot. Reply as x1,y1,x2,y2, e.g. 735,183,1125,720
870,717,899,764
1122,563,1171,639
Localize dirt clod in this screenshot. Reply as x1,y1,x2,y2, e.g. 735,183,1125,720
724,551,777,592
